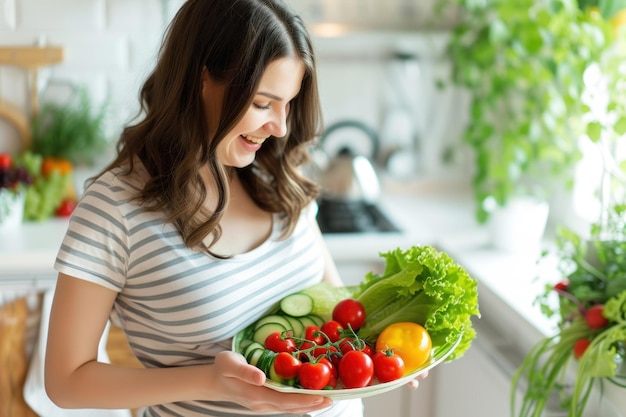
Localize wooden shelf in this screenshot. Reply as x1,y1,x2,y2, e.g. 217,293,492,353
0,46,63,70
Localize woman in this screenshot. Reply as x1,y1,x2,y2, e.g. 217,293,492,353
45,0,351,416
45,0,425,416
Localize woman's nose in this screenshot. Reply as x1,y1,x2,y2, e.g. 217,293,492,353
266,108,288,138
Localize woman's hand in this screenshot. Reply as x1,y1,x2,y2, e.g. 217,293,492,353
211,351,333,414
407,370,429,390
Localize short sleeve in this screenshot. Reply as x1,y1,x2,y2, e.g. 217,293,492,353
54,173,131,291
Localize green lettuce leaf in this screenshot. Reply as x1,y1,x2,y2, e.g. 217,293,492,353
352,245,480,361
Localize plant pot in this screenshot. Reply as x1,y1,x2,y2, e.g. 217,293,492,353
0,189,25,231
489,196,549,254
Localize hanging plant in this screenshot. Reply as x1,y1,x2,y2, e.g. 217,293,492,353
443,0,615,222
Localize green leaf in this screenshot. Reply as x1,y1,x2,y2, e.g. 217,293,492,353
614,116,626,135
599,0,626,18
586,121,603,142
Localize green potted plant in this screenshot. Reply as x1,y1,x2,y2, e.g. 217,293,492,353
30,85,110,166
511,202,626,417
443,0,618,228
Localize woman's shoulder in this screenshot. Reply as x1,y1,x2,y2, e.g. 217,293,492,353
85,161,148,199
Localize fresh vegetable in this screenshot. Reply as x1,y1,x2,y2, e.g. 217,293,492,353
372,349,405,383
0,153,13,169
298,282,352,322
273,352,301,379
332,299,366,331
264,331,296,353
298,361,331,390
353,245,479,361
375,322,432,373
573,338,591,359
320,320,344,343
338,350,374,388
319,357,338,388
584,305,609,329
280,293,314,317
304,325,325,345
12,151,72,221
41,156,73,178
55,199,77,217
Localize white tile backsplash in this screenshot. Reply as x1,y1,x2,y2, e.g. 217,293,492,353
0,0,470,180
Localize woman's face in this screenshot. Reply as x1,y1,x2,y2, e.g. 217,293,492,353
203,57,305,168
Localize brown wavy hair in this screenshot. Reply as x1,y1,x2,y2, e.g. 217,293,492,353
102,0,322,253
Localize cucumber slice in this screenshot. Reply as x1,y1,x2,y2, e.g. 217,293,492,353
280,293,314,317
256,350,277,375
253,315,293,332
283,315,305,338
308,314,325,327
247,348,265,367
298,315,317,329
244,342,265,359
252,322,287,345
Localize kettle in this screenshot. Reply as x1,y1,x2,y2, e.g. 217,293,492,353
316,120,381,204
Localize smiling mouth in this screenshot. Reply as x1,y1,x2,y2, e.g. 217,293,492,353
242,134,266,144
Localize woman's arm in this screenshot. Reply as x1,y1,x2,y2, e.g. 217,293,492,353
45,273,332,413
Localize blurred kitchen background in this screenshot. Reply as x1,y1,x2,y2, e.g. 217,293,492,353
2,1,626,417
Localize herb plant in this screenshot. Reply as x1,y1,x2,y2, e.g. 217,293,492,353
511,203,626,417
30,86,110,165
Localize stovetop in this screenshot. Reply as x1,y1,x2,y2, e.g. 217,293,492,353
316,198,400,234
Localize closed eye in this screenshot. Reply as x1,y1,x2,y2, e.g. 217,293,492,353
253,102,271,110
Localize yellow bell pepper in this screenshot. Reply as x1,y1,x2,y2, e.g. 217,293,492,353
375,322,432,373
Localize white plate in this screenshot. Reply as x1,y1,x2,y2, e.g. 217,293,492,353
233,330,462,400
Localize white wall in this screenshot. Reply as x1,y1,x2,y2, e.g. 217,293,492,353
0,0,471,180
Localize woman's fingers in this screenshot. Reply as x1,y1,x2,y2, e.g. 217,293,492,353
218,351,266,386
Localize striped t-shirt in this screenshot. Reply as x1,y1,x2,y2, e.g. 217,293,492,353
54,162,362,417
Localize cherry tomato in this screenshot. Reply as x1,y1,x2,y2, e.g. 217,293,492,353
298,361,331,390
338,350,374,388
0,153,13,169
332,299,366,331
339,338,371,356
304,325,325,345
56,199,77,217
375,322,432,373
312,344,338,360
265,331,297,353
373,349,405,383
574,338,591,359
273,352,301,379
320,320,344,342
585,304,609,329
553,280,569,292
319,357,338,388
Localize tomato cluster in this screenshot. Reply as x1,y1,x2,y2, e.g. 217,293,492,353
259,299,404,390
265,322,403,390
241,297,434,391
553,280,611,359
